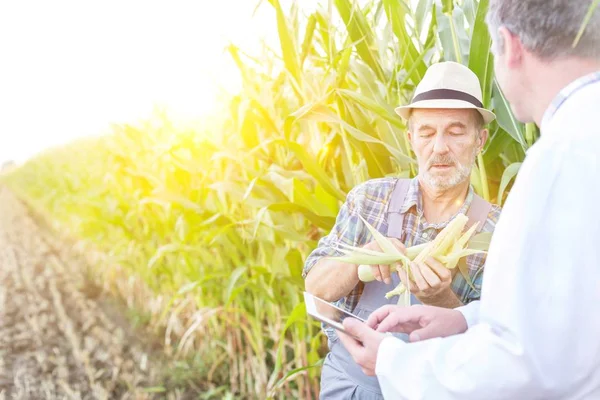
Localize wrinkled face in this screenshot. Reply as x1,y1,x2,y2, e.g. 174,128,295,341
408,108,486,191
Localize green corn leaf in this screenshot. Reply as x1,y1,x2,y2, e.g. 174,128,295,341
300,14,317,65
334,0,385,80
406,243,428,259
289,102,416,166
468,0,493,107
269,359,325,396
266,202,336,230
384,283,406,300
498,162,522,204
269,0,301,84
458,258,477,292
269,302,307,390
382,0,426,84
336,89,404,128
483,127,514,162
456,222,480,249
335,46,353,87
438,248,486,269
334,241,391,256
332,252,405,265
357,215,397,253
468,231,493,251
573,0,600,48
493,79,527,148
271,139,346,202
334,242,411,265
415,0,434,42
224,266,248,305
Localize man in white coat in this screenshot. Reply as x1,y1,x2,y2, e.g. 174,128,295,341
337,0,600,399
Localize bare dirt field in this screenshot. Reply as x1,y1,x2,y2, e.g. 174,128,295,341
0,186,166,399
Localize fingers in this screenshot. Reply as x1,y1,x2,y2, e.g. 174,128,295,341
409,323,442,342
372,306,424,333
396,266,418,292
338,333,375,376
370,264,392,285
363,241,393,285
426,256,452,281
409,263,429,291
370,265,382,282
366,304,396,329
407,309,468,342
343,317,372,340
379,264,392,285
419,262,441,288
339,318,372,358
337,330,364,356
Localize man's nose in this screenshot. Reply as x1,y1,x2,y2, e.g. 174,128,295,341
432,132,450,154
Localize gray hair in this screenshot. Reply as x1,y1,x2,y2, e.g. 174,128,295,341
486,0,600,60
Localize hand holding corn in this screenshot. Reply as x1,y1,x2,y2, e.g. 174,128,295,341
397,257,456,304
360,238,408,285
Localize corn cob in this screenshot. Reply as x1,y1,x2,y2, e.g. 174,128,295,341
330,213,489,305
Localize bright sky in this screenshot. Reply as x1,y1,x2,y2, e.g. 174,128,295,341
0,0,309,164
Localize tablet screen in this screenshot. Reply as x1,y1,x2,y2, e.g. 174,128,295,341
304,291,365,333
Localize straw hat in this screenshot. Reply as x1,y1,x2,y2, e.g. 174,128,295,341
395,61,496,124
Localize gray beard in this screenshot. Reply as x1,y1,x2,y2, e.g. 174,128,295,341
420,147,479,191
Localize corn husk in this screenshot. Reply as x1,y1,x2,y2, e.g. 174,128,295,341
330,213,491,305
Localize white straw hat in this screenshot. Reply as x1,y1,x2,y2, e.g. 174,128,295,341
395,61,496,124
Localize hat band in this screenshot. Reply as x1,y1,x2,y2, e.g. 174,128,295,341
411,89,483,108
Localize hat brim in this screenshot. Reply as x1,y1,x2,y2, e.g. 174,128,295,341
395,99,496,124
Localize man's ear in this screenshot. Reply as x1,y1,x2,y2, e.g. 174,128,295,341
499,26,524,68
478,128,489,152
407,130,416,154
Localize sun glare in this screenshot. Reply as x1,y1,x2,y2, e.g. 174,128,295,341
0,0,292,164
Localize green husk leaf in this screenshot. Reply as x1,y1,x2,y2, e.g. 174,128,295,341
333,253,405,265
466,231,493,251
357,214,403,256
333,242,405,259
456,222,480,249
438,248,486,269
406,243,428,259
384,283,406,299
458,258,477,292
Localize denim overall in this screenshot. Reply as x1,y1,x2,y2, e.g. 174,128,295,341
319,179,491,399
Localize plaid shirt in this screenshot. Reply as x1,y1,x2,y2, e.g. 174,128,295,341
303,176,502,341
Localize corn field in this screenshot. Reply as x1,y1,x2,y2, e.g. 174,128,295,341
1,0,538,398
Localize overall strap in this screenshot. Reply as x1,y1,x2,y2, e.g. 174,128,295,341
465,193,493,233
386,178,411,238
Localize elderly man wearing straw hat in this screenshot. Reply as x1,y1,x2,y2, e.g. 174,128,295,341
303,61,502,399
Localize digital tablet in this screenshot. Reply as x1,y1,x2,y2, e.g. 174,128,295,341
304,291,365,340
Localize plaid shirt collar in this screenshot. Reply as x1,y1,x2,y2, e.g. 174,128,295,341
399,176,475,229
541,71,600,130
